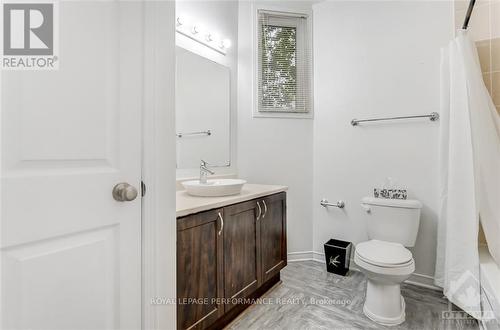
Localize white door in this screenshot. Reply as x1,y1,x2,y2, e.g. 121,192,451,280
1,2,143,329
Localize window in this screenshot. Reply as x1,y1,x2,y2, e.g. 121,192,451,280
257,10,312,116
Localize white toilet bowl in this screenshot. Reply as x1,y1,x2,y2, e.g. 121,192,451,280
354,239,415,326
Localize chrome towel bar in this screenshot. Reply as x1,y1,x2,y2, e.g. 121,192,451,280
176,129,212,138
351,112,439,126
320,199,345,209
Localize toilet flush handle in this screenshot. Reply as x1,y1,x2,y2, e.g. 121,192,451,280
360,203,371,213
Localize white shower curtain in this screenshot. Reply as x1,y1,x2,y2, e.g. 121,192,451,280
435,30,500,318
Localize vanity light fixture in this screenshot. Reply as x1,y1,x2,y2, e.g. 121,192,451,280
175,16,230,56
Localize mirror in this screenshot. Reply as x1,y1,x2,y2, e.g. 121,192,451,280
176,47,231,170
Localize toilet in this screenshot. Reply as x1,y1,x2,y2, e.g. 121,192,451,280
354,197,422,326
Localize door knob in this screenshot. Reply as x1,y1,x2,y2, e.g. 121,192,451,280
112,183,138,202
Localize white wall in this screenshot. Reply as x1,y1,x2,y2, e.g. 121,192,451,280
312,1,453,285
176,0,238,178
237,1,315,254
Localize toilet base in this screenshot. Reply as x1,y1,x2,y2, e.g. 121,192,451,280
363,280,406,326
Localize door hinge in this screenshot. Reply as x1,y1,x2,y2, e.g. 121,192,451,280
141,181,146,197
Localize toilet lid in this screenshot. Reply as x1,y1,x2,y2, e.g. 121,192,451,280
355,240,413,267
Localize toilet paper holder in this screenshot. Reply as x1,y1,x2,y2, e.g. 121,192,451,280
320,199,345,209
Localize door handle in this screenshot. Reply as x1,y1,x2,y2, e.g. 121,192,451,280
112,183,138,202
256,201,262,220
217,212,224,236
262,200,267,218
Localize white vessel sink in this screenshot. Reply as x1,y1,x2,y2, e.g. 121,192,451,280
182,179,247,197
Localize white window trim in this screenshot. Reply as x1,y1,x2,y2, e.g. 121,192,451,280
252,5,314,119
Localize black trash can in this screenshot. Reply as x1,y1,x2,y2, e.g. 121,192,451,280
324,239,352,276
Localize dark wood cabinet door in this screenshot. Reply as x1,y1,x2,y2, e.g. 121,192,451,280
177,209,224,330
260,192,287,283
222,199,261,311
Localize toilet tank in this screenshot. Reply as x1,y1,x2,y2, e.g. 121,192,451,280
361,197,422,247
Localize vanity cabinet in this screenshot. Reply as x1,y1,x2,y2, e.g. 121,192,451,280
176,192,286,330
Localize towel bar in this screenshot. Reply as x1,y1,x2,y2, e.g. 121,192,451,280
176,129,211,138
351,112,439,126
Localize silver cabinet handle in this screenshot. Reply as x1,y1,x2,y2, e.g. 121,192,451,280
217,212,224,236
262,200,267,218
112,182,138,202
256,201,262,220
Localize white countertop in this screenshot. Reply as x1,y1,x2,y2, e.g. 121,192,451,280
176,183,288,217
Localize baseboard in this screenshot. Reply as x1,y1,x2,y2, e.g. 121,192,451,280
311,251,326,263
287,251,315,262
406,273,441,290
288,250,442,291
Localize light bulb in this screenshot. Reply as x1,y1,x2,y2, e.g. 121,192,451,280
205,33,213,42
176,16,184,27
221,39,231,49
192,24,202,35
211,33,221,44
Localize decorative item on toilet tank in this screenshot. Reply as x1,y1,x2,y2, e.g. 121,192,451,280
374,188,407,200
374,177,407,199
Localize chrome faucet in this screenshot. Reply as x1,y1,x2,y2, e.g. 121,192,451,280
200,160,215,184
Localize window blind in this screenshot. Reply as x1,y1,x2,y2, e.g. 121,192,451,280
257,10,311,113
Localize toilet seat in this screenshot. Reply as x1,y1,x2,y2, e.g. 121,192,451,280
354,240,414,276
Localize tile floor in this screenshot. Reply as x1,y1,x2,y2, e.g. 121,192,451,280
227,261,479,330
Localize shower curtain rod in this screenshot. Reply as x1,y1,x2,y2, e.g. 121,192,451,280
462,0,476,30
